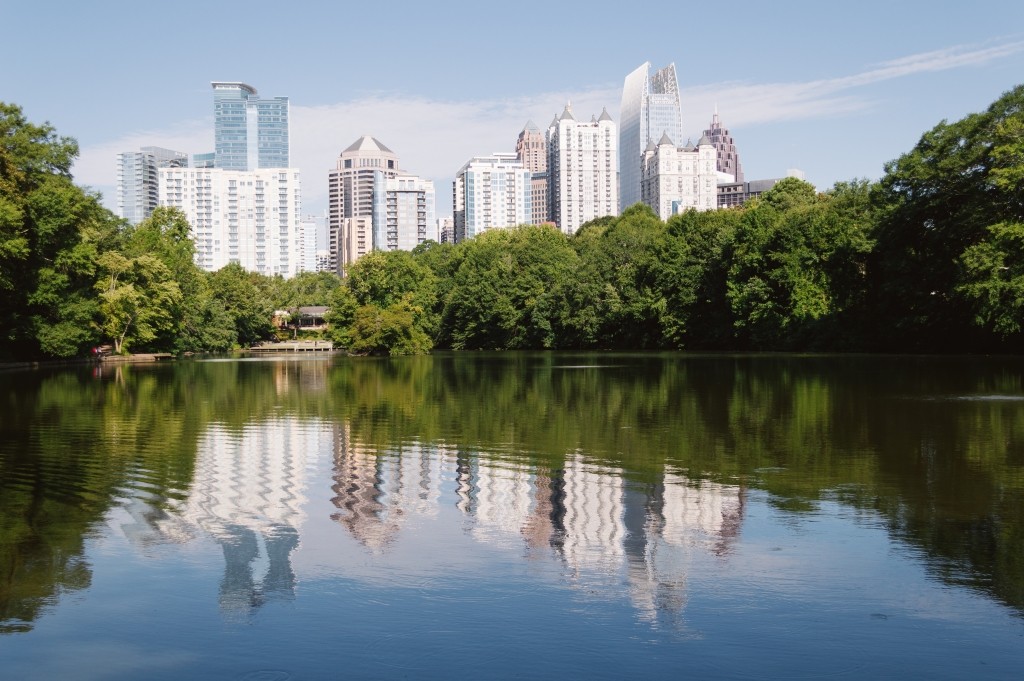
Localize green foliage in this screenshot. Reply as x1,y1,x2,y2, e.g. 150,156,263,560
207,263,274,347
957,221,1024,336
440,225,578,350
94,252,182,354
0,102,122,359
869,84,1024,350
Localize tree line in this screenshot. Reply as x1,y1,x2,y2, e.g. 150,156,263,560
2,84,1022,360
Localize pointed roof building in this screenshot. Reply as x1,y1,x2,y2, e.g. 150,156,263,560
703,108,744,183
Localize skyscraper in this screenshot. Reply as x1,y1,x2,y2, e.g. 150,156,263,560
375,173,437,251
619,62,683,211
212,82,289,171
159,167,303,277
326,136,400,273
116,146,187,225
453,153,532,242
704,107,744,183
546,103,618,235
516,121,549,225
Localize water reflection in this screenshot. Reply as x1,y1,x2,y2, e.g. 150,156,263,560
2,352,1023,644
330,427,745,626
124,418,328,615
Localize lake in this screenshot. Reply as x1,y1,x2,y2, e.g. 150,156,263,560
1,352,1022,679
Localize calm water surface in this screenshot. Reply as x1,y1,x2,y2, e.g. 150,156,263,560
1,352,1023,679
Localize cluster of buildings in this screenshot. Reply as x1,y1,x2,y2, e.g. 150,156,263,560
116,64,798,279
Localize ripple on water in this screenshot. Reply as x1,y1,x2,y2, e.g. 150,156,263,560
236,671,293,681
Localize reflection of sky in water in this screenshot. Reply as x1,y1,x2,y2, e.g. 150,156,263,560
6,414,1021,680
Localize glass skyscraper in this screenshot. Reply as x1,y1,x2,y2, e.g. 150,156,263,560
619,63,683,211
212,82,289,171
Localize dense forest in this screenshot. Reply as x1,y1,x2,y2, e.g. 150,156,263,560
2,84,1022,360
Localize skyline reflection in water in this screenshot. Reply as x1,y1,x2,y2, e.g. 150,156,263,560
1,354,1022,680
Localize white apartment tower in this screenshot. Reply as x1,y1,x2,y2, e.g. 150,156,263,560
158,167,303,277
327,136,399,274
453,153,532,242
546,104,618,235
641,133,718,219
116,146,188,225
375,173,437,251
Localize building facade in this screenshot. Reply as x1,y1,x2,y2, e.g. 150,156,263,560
212,82,289,171
159,167,303,277
641,133,718,219
326,136,400,274
619,62,684,211
116,146,188,225
704,108,744,183
452,153,532,242
516,121,549,225
374,173,437,252
546,104,618,235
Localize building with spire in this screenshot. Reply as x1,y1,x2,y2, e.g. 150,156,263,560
546,103,618,235
641,133,717,220
516,121,549,225
704,107,744,183
619,63,684,211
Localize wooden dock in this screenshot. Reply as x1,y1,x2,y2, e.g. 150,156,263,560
250,340,335,353
101,353,174,363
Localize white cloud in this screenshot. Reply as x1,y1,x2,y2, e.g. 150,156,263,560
681,39,1024,131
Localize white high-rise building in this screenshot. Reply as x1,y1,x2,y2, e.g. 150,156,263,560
375,173,437,251
159,167,302,277
298,214,324,274
620,63,684,211
546,104,618,235
327,136,400,274
116,146,188,225
641,133,718,219
452,153,532,242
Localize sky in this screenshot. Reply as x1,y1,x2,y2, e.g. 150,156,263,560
3,0,1023,219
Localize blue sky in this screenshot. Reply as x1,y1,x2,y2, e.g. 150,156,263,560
4,0,1023,217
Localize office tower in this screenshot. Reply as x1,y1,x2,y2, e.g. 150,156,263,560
546,104,618,235
212,82,290,171
374,173,437,251
327,136,400,274
452,153,532,242
704,107,743,183
619,62,683,211
641,133,717,220
115,146,187,225
159,167,302,277
516,121,549,225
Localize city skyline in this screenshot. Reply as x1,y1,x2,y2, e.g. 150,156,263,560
4,2,1023,219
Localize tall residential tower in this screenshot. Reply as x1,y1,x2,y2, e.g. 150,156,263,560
546,104,618,235
116,146,187,225
619,63,683,211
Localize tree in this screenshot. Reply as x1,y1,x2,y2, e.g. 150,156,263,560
94,252,181,354
1,102,120,359
869,85,1024,350
958,221,1024,337
440,225,577,350
207,262,274,346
